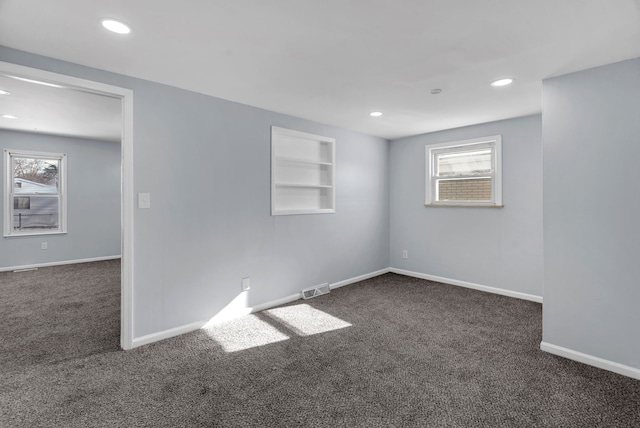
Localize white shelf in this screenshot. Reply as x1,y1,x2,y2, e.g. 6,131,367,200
272,208,335,216
275,183,333,188
272,127,335,215
275,157,333,166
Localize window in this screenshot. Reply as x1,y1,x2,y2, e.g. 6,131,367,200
4,149,67,236
425,136,502,207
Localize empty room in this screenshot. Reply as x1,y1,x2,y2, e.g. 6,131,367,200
1,1,639,427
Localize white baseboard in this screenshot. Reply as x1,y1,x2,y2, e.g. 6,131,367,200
202,292,303,328
0,255,122,273
330,268,391,290
540,341,640,380
129,267,391,349
389,268,543,303
132,320,207,348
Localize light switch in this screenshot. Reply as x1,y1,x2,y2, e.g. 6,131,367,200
138,193,151,209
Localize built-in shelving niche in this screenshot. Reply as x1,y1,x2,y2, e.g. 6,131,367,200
271,126,335,215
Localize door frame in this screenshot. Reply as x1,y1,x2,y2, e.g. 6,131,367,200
0,61,135,349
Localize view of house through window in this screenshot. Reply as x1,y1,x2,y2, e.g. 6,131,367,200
435,149,492,201
4,149,67,236
426,136,502,206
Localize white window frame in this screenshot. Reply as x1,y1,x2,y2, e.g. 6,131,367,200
425,135,502,207
4,148,68,237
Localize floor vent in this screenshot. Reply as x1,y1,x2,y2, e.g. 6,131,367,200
302,283,330,299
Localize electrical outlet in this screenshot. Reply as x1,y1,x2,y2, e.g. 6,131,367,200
41,242,48,250
402,250,408,259
242,277,251,291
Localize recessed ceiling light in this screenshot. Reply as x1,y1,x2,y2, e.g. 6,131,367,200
490,78,514,87
2,114,18,119
370,111,383,117
100,18,131,35
430,88,442,95
7,75,64,88
0,89,10,95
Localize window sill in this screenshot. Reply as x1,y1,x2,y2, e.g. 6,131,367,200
425,203,504,208
4,230,67,238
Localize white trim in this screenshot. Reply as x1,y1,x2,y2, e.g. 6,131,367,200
271,126,335,143
0,255,121,272
129,268,391,348
0,62,132,98
132,320,207,348
120,83,134,351
0,61,135,351
250,292,301,312
389,268,543,303
540,341,640,380
330,268,391,290
130,293,303,348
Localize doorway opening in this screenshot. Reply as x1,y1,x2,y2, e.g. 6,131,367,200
0,61,134,350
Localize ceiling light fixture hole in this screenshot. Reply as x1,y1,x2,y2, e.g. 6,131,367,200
491,78,514,87
100,18,131,35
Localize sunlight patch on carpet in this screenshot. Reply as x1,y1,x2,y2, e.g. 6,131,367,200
202,314,289,352
265,304,351,336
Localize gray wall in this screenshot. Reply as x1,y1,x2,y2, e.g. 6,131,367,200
0,46,390,338
0,129,121,268
390,115,543,298
542,58,640,368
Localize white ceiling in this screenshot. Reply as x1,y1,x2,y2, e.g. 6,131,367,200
0,75,122,142
0,0,639,140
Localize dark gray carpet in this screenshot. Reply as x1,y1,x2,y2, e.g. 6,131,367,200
0,260,120,370
1,262,639,427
